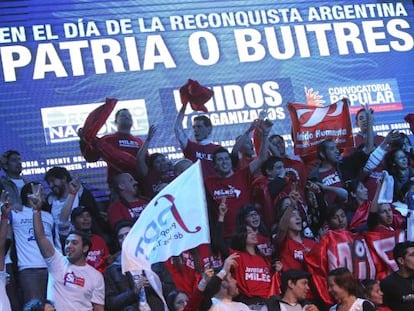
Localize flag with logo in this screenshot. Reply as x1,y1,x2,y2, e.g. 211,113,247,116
287,98,353,157
122,161,210,308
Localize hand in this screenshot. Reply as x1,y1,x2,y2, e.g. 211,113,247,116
218,198,227,218
306,181,321,194
0,190,11,216
305,86,325,106
147,124,156,141
132,273,150,294
28,183,42,211
385,129,400,145
222,252,239,274
273,260,283,272
304,304,319,311
69,175,81,195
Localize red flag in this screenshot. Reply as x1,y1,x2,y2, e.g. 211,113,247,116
82,98,118,141
287,98,353,157
304,230,376,305
179,79,213,112
363,230,405,280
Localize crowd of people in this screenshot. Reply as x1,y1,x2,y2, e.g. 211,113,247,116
0,102,414,311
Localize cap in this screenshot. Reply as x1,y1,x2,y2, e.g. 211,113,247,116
281,269,311,286
70,206,91,223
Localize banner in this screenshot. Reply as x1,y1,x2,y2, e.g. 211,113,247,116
122,160,210,271
287,98,353,157
0,1,413,198
305,230,376,305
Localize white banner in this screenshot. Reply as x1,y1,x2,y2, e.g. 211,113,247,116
122,160,210,271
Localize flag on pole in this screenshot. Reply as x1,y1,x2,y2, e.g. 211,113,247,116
287,98,353,157
121,161,210,308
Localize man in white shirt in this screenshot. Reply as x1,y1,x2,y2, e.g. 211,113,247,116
209,263,250,311
11,182,61,305
31,183,104,311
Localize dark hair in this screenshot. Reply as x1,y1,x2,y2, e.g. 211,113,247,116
23,298,54,311
212,147,230,163
167,290,188,311
345,179,363,210
114,220,133,236
260,156,283,177
21,182,41,207
236,204,268,236
326,205,345,222
328,267,360,297
148,153,165,169
44,166,72,182
269,134,284,142
1,150,20,170
393,241,414,267
360,279,378,299
230,229,248,252
67,230,92,254
115,108,130,121
400,180,414,202
317,139,334,161
193,115,212,128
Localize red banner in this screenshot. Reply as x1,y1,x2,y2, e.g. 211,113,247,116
304,230,377,305
287,98,353,157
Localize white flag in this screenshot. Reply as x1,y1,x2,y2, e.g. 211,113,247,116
121,161,210,307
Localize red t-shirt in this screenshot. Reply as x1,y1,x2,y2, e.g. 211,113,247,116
205,167,254,238
107,198,148,230
81,132,144,184
319,167,343,205
230,249,272,299
279,237,316,271
183,140,221,178
140,168,175,199
87,234,109,273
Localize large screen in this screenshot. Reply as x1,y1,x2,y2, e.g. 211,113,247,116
1,0,413,199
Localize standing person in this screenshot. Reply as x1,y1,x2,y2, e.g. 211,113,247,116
45,167,106,238
0,190,12,311
107,173,148,230
327,268,375,311
10,182,61,305
136,125,175,198
0,149,27,311
205,120,272,240
69,207,110,273
380,241,414,311
31,184,105,311
260,269,319,311
104,221,169,310
0,150,27,210
175,103,221,178
79,108,144,186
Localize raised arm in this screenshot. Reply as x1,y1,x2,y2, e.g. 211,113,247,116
0,191,12,271
174,104,190,150
231,122,255,159
136,125,156,178
249,120,272,174
362,105,375,155
59,178,81,236
31,186,55,259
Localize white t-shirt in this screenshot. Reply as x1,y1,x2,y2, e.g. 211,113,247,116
329,298,371,311
0,270,11,311
11,206,61,270
45,251,104,311
209,298,251,311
